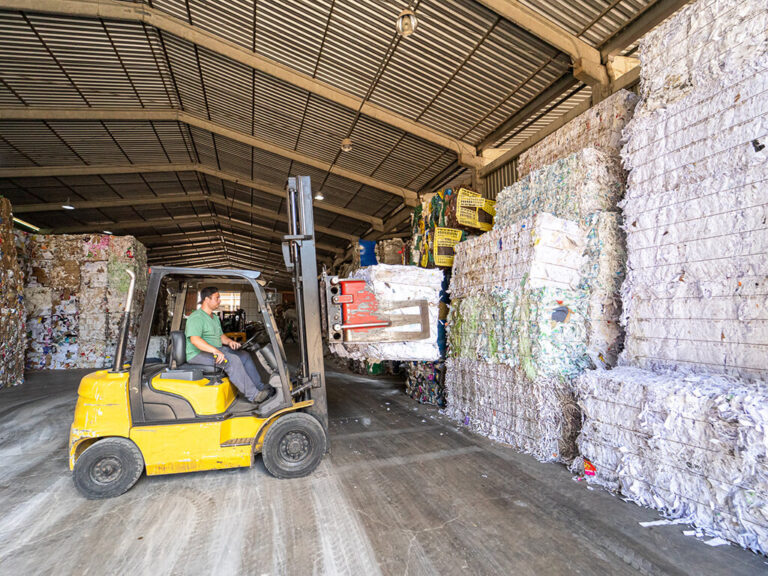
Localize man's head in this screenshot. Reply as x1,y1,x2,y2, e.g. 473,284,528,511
199,286,221,311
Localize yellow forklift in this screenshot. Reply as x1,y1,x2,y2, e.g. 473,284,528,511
69,177,342,498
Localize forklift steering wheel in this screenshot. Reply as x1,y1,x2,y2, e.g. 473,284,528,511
242,332,261,350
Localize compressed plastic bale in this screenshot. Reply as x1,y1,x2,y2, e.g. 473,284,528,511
329,264,443,362
17,232,147,370
576,366,768,555
405,361,446,406
619,0,768,381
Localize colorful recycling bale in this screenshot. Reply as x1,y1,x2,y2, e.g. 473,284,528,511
0,197,25,388
405,361,446,407
16,231,148,369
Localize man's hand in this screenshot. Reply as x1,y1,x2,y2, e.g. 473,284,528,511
213,352,227,365
227,341,241,350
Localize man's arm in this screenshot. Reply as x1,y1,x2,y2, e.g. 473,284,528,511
220,333,241,350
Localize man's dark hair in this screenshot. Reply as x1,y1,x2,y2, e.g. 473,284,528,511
199,286,219,304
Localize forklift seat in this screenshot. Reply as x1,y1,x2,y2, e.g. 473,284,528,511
168,330,225,378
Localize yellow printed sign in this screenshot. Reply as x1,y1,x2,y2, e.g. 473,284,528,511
456,188,496,231
433,227,464,267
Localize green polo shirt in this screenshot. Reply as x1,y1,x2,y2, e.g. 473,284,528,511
185,308,224,360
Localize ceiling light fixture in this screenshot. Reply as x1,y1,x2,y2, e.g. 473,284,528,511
62,198,75,210
13,217,40,232
340,137,353,152
396,5,418,37
314,191,325,201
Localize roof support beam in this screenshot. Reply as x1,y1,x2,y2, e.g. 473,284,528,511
48,214,343,254
13,193,207,213
475,0,608,86
0,162,384,229
0,0,479,166
205,195,359,242
0,107,419,205
140,230,280,251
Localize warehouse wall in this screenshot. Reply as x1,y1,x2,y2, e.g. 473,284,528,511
0,198,25,388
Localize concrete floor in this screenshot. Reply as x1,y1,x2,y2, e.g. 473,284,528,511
1,363,766,575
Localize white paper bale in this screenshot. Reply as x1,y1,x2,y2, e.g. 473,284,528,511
620,0,768,381
576,366,768,555
329,264,443,362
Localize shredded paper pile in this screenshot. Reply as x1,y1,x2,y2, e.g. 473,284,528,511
619,0,768,380
447,215,592,462
517,91,638,178
17,232,148,369
575,0,768,555
0,198,25,388
329,264,443,362
577,367,768,554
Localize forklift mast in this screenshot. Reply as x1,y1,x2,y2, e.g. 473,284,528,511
282,176,328,434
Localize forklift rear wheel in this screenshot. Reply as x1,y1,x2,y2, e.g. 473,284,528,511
262,413,326,479
73,438,144,499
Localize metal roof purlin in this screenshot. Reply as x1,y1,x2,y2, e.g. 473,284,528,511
0,0,480,167
0,162,385,229
475,0,609,86
0,106,419,205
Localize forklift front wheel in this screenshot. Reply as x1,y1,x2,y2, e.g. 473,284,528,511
73,437,145,499
261,413,326,479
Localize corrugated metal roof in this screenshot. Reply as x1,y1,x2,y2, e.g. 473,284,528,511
0,0,667,271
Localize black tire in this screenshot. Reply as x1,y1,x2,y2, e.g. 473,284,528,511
261,413,326,479
73,437,145,499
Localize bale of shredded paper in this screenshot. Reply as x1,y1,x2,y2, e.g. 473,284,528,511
450,213,587,299
447,358,581,462
446,214,589,462
620,0,768,381
329,265,443,362
517,90,638,178
576,366,768,555
496,150,628,367
496,148,625,223
0,198,25,388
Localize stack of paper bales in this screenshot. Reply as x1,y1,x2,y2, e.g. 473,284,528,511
329,264,443,362
576,0,768,554
497,147,629,367
0,198,25,388
446,214,588,462
445,93,637,462
17,232,148,369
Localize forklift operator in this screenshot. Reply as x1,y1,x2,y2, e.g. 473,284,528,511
185,287,271,404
